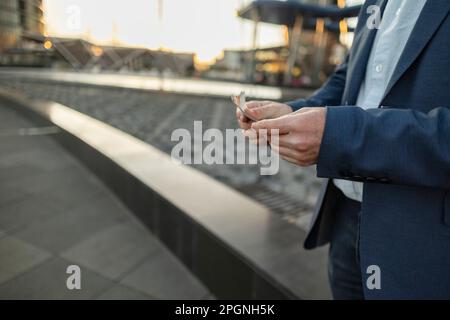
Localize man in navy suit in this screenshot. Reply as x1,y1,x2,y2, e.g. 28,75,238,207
237,0,449,299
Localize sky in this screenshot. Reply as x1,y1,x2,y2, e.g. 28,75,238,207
43,0,286,63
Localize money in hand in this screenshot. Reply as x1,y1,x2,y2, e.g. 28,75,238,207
231,91,258,122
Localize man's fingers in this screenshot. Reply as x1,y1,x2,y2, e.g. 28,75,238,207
276,133,303,149
271,145,302,160
271,142,307,166
277,154,302,166
236,108,250,122
240,122,252,130
243,129,264,145
251,116,291,134
244,100,271,110
243,102,276,121
236,108,253,130
249,103,279,120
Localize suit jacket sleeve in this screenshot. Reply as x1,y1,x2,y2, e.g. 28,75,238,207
317,106,450,190
286,55,349,111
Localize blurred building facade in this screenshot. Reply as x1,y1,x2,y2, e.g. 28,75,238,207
18,0,44,36
0,0,22,51
0,0,194,75
0,0,44,52
1,0,363,84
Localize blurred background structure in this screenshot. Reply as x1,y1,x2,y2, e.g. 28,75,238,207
0,0,363,87
0,0,44,48
0,0,363,300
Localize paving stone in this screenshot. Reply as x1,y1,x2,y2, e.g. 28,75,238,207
202,293,217,300
97,284,155,300
0,236,51,285
0,138,74,173
121,249,209,300
14,195,127,254
0,195,62,233
0,183,33,209
35,172,105,211
61,223,161,280
0,166,73,199
0,257,113,300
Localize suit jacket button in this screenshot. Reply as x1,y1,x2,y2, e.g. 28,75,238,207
379,178,390,183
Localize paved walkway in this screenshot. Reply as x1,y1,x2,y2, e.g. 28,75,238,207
0,100,212,299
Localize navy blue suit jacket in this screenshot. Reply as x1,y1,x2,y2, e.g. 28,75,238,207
288,0,450,299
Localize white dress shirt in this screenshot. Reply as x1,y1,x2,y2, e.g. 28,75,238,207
334,0,428,202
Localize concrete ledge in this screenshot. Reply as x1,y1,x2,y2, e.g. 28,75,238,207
0,89,330,299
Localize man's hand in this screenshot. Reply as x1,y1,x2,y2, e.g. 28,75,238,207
236,101,293,130
251,107,327,166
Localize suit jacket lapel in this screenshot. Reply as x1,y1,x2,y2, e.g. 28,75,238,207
345,0,387,104
382,0,450,101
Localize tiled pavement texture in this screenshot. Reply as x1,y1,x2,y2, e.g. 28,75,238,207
0,77,324,229
0,102,212,300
